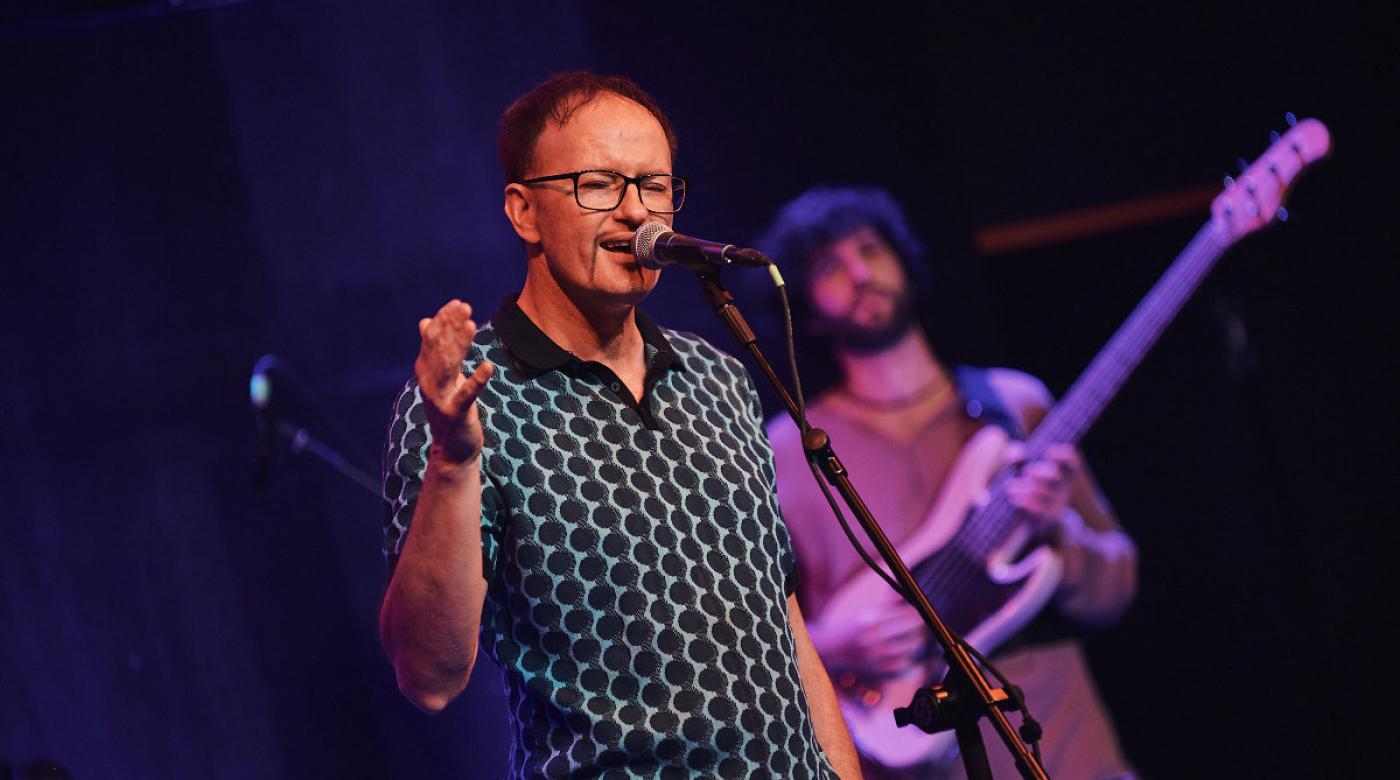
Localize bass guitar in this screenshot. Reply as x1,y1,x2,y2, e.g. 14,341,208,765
821,117,1332,769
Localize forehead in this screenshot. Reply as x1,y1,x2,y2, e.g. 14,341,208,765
529,94,672,175
811,225,891,261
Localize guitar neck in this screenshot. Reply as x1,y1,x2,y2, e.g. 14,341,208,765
933,116,1328,599
964,220,1230,558
1025,220,1230,454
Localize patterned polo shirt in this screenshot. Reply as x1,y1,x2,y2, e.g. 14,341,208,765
382,295,836,779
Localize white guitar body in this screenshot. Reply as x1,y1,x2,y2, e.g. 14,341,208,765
822,425,1065,769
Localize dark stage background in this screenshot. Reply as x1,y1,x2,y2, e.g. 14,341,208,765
2,2,1395,777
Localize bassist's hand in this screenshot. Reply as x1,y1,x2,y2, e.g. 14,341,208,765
807,600,928,678
1003,442,1080,537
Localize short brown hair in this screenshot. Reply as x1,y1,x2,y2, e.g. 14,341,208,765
497,72,679,183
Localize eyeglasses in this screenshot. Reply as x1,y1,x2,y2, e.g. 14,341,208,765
516,169,687,214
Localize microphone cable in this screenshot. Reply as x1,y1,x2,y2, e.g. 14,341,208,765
765,264,910,600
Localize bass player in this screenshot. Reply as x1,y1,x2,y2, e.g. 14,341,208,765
760,186,1138,780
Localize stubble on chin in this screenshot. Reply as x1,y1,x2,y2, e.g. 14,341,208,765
826,284,916,354
577,248,656,306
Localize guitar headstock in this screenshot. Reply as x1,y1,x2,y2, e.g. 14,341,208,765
1211,116,1331,243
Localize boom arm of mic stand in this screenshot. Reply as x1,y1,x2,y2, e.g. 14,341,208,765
692,269,1049,780
269,418,385,500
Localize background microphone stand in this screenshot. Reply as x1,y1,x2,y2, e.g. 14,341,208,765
692,267,1049,780
250,353,383,499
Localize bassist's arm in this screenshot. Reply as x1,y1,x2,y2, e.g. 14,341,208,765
1004,369,1139,626
1054,467,1138,626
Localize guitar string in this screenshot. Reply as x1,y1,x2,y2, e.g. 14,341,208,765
955,224,1224,573
957,224,1225,564
891,141,1307,682
912,224,1227,605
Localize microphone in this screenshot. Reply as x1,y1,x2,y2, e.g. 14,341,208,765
632,221,771,270
250,354,277,414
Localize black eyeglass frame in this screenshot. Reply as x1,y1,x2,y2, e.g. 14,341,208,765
515,169,688,214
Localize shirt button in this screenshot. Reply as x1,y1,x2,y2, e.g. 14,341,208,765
610,382,621,392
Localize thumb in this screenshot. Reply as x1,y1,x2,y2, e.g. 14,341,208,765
1002,440,1027,467
450,360,495,410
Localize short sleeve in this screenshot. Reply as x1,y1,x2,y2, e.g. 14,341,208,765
380,377,503,580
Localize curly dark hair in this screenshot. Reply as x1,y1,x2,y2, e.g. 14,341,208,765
497,72,679,183
755,185,930,304
751,186,936,395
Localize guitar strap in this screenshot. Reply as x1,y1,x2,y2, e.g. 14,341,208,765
951,365,1022,438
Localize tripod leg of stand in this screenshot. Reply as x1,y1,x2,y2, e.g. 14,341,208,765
955,721,994,780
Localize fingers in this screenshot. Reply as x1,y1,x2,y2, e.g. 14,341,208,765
871,613,926,642
426,300,477,350
1006,478,1061,518
869,602,925,630
1022,458,1065,487
448,360,495,410
435,299,473,321
872,640,926,673
417,300,480,397
1007,446,1079,520
869,632,927,674
1003,441,1080,479
1002,440,1027,467
861,604,928,664
868,616,924,646
1042,443,1082,479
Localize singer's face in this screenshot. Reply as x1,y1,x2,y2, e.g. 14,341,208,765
520,94,674,307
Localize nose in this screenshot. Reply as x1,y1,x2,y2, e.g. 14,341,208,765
614,180,651,225
836,250,870,284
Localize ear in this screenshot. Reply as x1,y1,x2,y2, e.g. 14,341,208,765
503,183,541,244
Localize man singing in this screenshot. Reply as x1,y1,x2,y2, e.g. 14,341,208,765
378,73,861,779
760,187,1137,779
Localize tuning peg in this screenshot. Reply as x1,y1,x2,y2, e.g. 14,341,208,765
1285,112,1298,127
1223,174,1236,190
1236,157,1250,173
1245,177,1257,196
1269,130,1282,144
1276,206,1289,222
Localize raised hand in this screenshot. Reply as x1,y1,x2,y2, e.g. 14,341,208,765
414,300,495,465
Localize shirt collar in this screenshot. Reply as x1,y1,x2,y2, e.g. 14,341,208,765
490,293,684,374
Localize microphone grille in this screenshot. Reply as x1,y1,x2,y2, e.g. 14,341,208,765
632,221,671,269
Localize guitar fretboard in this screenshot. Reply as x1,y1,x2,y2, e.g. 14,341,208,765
962,220,1230,561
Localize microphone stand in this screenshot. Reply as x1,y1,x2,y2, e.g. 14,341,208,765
260,417,384,499
693,268,1049,780
250,354,384,499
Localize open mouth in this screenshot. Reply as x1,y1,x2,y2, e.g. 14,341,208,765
600,237,634,254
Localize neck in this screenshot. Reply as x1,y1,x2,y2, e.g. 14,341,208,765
835,327,947,402
517,263,640,364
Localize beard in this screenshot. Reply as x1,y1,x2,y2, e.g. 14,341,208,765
821,282,917,355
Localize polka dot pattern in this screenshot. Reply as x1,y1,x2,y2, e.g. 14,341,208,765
382,314,834,779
